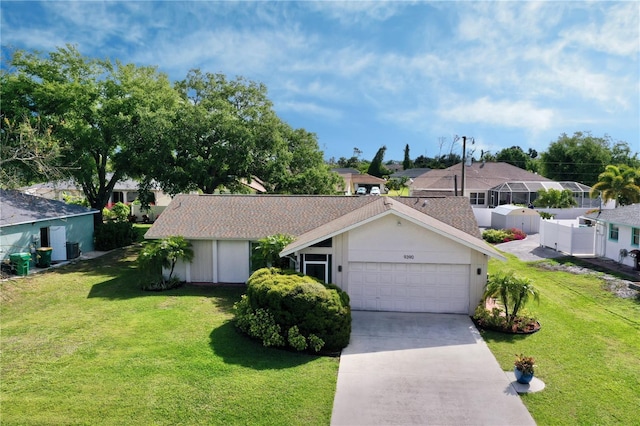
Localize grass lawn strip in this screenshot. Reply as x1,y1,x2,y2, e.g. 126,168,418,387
1,246,338,425
485,254,640,425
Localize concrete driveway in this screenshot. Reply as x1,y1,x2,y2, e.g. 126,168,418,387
331,311,535,425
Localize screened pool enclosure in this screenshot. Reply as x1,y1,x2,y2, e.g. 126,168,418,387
488,181,598,208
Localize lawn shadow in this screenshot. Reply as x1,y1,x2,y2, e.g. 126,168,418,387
209,321,320,370
478,328,534,345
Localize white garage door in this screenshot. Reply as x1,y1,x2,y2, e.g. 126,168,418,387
348,262,470,314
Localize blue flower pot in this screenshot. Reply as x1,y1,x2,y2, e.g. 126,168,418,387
514,367,534,384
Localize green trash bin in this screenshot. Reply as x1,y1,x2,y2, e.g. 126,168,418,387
10,253,31,276
36,247,53,268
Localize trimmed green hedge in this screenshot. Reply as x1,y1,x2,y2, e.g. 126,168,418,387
234,268,351,352
94,221,135,251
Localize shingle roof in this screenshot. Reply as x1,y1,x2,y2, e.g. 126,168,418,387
390,168,431,179
411,162,550,192
0,189,97,227
584,204,640,228
145,194,481,240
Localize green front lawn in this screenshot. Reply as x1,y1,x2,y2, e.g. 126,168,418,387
486,254,640,425
3,238,639,425
0,247,338,425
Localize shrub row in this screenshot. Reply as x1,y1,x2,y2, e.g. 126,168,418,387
94,221,135,251
234,268,351,353
482,228,527,244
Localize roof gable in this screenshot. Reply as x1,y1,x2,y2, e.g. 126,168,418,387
280,197,503,260
0,189,97,227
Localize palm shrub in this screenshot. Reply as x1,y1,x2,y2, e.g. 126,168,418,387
138,236,194,290
251,234,294,269
234,267,351,353
482,271,540,325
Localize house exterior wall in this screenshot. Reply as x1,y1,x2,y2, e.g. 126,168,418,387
596,223,638,268
172,239,249,284
0,215,95,262
332,215,487,315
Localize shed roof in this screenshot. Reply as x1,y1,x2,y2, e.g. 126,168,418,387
492,204,540,216
0,189,97,227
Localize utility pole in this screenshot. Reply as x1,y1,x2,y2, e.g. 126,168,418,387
461,136,474,197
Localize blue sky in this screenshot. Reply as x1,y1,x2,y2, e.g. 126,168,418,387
2,1,639,162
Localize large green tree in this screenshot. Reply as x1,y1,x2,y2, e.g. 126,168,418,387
3,46,179,225
540,132,614,186
367,145,390,177
590,164,640,206
261,125,343,194
495,146,538,172
151,69,339,196
0,115,64,188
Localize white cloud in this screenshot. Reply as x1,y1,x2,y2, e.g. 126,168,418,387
438,97,555,131
276,100,342,121
560,2,640,56
305,1,413,25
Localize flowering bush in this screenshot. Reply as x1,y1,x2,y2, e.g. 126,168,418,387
482,228,527,243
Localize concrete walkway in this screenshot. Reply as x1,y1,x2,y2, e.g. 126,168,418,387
331,311,535,425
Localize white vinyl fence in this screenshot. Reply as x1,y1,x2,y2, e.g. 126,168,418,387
539,220,595,256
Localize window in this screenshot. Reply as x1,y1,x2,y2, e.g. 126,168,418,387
470,192,485,205
302,254,332,283
632,228,640,246
609,224,619,241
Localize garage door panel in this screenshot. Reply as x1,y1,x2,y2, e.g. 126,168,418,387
348,262,469,314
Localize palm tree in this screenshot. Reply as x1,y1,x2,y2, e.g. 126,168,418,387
590,165,640,207
483,272,540,324
139,236,194,283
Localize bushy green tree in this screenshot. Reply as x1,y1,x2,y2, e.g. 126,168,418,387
235,268,351,352
533,188,578,208
3,46,179,226
540,132,613,186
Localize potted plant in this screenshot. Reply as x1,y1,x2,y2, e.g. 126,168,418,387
514,353,535,384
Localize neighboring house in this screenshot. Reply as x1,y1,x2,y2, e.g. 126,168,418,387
583,204,640,270
0,189,98,263
410,162,597,209
145,195,504,315
332,168,386,195
22,176,173,207
390,168,431,180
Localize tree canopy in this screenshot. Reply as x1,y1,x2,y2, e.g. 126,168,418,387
2,45,179,225
539,132,615,186
2,47,340,221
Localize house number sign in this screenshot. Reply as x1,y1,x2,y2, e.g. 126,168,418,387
403,254,415,260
